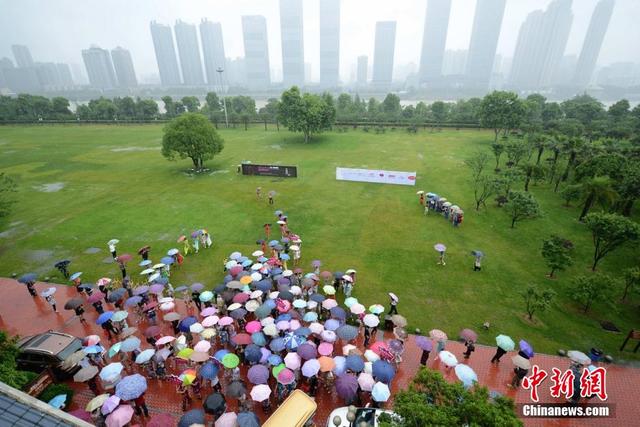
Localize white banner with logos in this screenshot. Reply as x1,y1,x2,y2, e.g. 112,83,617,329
336,167,417,186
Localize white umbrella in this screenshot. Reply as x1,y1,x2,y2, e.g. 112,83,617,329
567,350,591,366
41,287,57,297
363,314,380,327
438,350,458,367
108,239,120,246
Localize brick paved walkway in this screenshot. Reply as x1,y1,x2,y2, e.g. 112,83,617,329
1,278,637,426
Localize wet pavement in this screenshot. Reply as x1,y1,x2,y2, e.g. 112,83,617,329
1,278,637,427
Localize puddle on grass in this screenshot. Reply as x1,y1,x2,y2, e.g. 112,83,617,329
157,233,172,241
418,153,424,159
110,146,159,152
102,257,115,264
23,249,54,262
269,144,283,150
209,170,230,175
33,182,65,192
84,247,101,254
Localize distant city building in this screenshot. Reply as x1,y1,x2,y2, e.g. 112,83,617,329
174,20,205,86
418,0,452,84
150,21,182,86
442,49,467,76
3,66,40,93
280,0,305,86
81,46,117,89
319,0,341,87
11,45,34,68
539,0,573,87
0,57,15,89
200,19,227,86
226,57,246,87
597,62,640,87
110,47,138,88
357,55,368,85
241,15,271,88
34,63,61,90
56,63,74,87
574,0,615,88
465,0,506,90
371,21,397,86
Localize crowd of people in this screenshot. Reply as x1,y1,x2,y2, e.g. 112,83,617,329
417,191,464,227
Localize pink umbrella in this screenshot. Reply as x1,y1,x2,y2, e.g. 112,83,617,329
322,299,338,310
357,372,375,392
276,299,291,313
309,323,324,335
370,341,390,355
429,329,448,341
155,336,175,346
284,352,301,370
218,316,233,326
318,342,334,356
96,278,112,287
460,328,478,343
194,340,211,352
289,319,301,330
202,316,219,327
276,320,290,331
101,395,121,415
250,384,272,402
321,330,337,342
105,405,134,427
215,412,238,427
350,304,365,315
233,293,249,304
84,335,101,346
201,307,217,317
277,368,295,385
246,321,262,333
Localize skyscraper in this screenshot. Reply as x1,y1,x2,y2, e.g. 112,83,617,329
11,45,34,68
111,47,138,88
150,21,182,86
280,0,304,86
357,55,368,85
418,0,452,83
174,20,205,86
539,0,573,87
574,0,615,88
442,50,467,76
319,0,341,87
242,16,271,88
200,19,227,86
56,63,74,87
465,0,506,90
81,46,117,89
372,21,397,86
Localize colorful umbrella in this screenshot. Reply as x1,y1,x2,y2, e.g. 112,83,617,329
438,350,459,367
302,359,321,377
372,360,396,383
496,334,515,351
460,328,478,342
455,364,478,388
106,405,134,427
519,340,535,358
222,353,240,368
335,374,358,400
115,374,147,400
512,355,531,370
250,384,271,402
372,381,391,402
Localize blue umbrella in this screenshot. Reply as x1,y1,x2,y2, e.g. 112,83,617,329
200,362,219,379
372,360,396,383
120,337,141,352
237,411,260,427
256,281,272,293
83,345,102,354
272,268,283,275
330,307,347,320
178,409,205,427
280,253,290,261
95,311,114,325
283,332,305,350
251,332,267,347
263,299,277,309
274,244,284,252
324,319,340,331
115,374,147,400
191,283,204,291
238,256,249,263
269,338,285,352
255,304,272,319
69,272,83,281
174,285,188,293
345,355,365,373
309,293,326,303
154,277,169,285
179,316,197,332
303,312,318,322
133,286,149,295
294,327,311,337
124,296,142,307
268,240,279,247
18,273,37,284
160,256,174,265
48,394,67,409
267,354,282,366
274,210,283,216
242,259,253,267
139,260,152,267
455,364,478,389
244,344,262,363
223,274,233,283
214,349,229,361
107,288,127,302
336,325,358,341
230,308,247,319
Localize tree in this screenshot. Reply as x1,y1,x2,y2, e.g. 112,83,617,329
114,96,136,118
584,213,640,271
520,163,545,192
621,267,640,301
560,184,582,207
51,97,72,117
578,176,618,221
430,101,447,127
278,86,335,143
505,191,541,228
521,285,555,321
0,331,32,389
259,98,280,130
541,235,574,277
135,98,159,120
465,152,496,210
205,92,221,112
464,152,490,183
381,368,522,427
479,91,525,143
0,173,17,218
181,96,201,113
491,141,505,170
504,139,529,168
570,274,615,313
161,96,176,118
381,93,401,119
161,113,224,171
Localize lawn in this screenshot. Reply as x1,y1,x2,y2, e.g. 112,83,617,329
0,124,638,361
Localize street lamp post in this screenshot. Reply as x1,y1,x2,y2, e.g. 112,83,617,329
216,67,229,128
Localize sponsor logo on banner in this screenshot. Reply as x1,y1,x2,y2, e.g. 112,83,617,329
336,167,417,186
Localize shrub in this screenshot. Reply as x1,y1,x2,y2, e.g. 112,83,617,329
38,383,74,408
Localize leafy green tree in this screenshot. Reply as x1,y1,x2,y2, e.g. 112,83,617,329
135,98,159,120
51,97,72,117
480,91,526,143
181,96,201,113
114,96,136,118
541,235,574,277
578,176,618,221
561,184,582,207
381,368,522,427
465,152,496,211
205,92,221,112
88,97,117,120
0,331,32,389
521,285,555,320
608,99,630,122
161,96,176,118
161,113,224,171
505,139,529,168
505,191,541,228
570,274,615,313
491,141,505,170
278,86,335,143
615,161,640,216
0,173,17,218
622,267,640,301
584,212,640,271
430,101,447,127
259,98,280,130
520,163,545,192
381,93,401,119
367,97,379,117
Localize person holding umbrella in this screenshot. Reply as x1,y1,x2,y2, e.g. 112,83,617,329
138,246,150,261
264,223,271,239
101,319,119,340
42,288,57,312
18,274,38,297
388,293,399,315
117,259,127,280
177,382,191,412
256,186,262,199
133,393,149,417
108,239,119,260
54,260,71,279
268,190,276,205
74,304,87,323
463,340,475,360
510,366,528,388
491,335,514,363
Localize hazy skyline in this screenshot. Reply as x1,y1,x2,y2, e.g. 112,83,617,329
1,0,638,83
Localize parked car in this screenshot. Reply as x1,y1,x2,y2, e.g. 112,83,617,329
16,331,83,379
327,407,401,427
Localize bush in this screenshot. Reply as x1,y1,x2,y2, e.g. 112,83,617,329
38,383,74,408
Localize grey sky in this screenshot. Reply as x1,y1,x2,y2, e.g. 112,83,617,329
0,0,638,82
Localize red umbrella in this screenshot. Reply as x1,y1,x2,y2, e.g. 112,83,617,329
232,333,252,345
144,326,161,338
116,254,132,263
230,266,243,276
177,235,186,243
233,293,250,304
370,341,390,355
87,292,105,304
460,328,478,343
143,302,158,311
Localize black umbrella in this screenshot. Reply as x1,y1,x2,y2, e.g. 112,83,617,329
227,380,247,398
237,411,261,427
64,298,83,310
279,290,294,302
18,273,37,284
203,392,226,415
108,288,127,302
79,283,94,290
54,260,70,268
222,290,235,303
178,409,205,427
309,293,326,303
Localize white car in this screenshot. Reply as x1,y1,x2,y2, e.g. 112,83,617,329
327,407,401,427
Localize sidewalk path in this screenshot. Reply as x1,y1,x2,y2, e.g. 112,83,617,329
1,278,636,426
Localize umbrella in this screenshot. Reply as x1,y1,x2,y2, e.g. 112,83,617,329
218,316,233,326
222,353,240,369
108,239,120,246
86,394,110,412
248,364,269,385
18,273,38,284
321,330,337,342
148,414,175,427
324,319,340,331
215,412,238,427
144,325,161,338
345,355,365,372
335,374,358,400
567,350,591,365
318,342,334,356
250,384,271,402
87,291,106,304
106,406,134,427
176,348,194,360
200,362,220,380
64,298,84,310
372,360,396,383
309,322,324,335
179,369,197,385
139,259,152,267
330,307,347,320
83,345,102,354
108,289,127,303
471,250,485,258
201,306,217,316
302,359,321,377
391,315,407,327
73,365,98,382
194,340,211,352
429,329,448,341
336,325,358,341
460,329,478,343
496,334,515,351
99,363,124,382
227,380,247,398
439,350,458,367
350,304,365,315
323,285,336,295
297,343,318,360
179,316,197,332
155,336,175,346
434,243,447,252
190,322,204,334
277,368,295,385
101,395,120,415
133,286,149,295
191,283,204,291
120,337,141,352
164,312,181,321
512,355,531,370
116,254,132,263
237,412,260,427
415,336,433,351
356,372,375,391
124,296,142,307
140,268,155,275
115,374,147,400
41,287,57,298
70,272,83,281
230,308,248,319
519,340,535,358
284,352,301,370
363,314,380,328
455,364,478,388
179,410,205,427
204,393,226,415
319,356,336,372
369,304,385,314
283,332,305,350
372,381,391,402
135,349,156,364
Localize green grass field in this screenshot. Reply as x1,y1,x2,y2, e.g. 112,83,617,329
0,124,638,361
